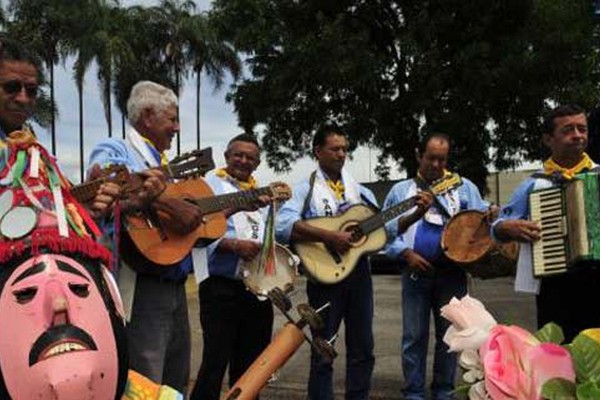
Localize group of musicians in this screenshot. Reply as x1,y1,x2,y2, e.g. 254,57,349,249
2,35,600,400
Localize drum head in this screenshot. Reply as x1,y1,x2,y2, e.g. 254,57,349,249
0,206,38,239
442,210,492,264
243,244,297,297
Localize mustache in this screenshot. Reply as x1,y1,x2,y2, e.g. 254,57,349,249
29,325,97,366
6,105,30,115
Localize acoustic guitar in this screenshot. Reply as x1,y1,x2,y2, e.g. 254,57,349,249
70,147,215,203
125,181,292,266
295,174,463,284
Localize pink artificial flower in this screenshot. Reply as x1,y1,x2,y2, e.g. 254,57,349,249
480,325,575,400
441,295,497,352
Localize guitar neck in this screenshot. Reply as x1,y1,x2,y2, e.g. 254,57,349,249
191,186,273,214
358,195,418,235
70,179,106,203
70,165,175,204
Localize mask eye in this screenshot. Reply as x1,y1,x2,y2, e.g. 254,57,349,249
69,283,89,298
13,287,38,304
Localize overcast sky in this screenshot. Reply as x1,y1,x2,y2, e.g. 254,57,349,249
31,0,401,185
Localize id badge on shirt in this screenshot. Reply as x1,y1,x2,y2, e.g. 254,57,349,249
423,206,444,226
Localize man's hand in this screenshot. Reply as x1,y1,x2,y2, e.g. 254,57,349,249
153,197,203,235
88,182,120,219
402,249,432,272
225,194,272,217
414,191,434,217
234,240,262,261
397,191,434,234
495,219,541,242
122,169,167,211
324,230,354,254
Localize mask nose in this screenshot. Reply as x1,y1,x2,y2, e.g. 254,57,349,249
45,280,70,327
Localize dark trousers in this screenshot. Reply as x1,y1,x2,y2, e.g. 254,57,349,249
306,261,375,400
537,267,600,342
127,274,190,393
190,276,274,400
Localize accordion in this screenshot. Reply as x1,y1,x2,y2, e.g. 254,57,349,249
528,172,600,277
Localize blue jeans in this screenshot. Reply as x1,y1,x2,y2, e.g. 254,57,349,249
401,265,467,400
306,261,375,400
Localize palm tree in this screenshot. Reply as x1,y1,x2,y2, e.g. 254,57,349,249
185,13,241,149
152,0,197,155
112,5,177,130
7,0,76,155
64,0,121,181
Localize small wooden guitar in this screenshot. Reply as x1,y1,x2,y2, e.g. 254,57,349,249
125,181,292,266
70,147,215,203
295,174,463,284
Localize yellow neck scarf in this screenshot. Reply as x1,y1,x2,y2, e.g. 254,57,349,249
142,137,168,167
6,128,36,147
543,153,594,180
215,168,257,191
417,169,452,183
326,179,345,201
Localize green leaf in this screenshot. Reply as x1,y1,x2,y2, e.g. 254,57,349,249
452,383,472,395
570,334,600,383
576,382,600,400
541,377,576,400
535,322,565,344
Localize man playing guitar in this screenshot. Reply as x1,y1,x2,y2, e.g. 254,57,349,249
276,125,377,400
384,133,487,400
87,81,203,394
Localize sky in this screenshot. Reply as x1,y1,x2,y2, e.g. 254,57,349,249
29,0,405,187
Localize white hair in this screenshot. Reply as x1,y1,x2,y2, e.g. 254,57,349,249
126,81,178,125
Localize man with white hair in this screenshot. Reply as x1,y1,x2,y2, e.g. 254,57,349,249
88,80,204,393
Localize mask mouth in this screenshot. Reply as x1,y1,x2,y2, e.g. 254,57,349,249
29,325,97,366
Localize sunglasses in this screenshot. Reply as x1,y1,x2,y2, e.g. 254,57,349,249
0,80,38,98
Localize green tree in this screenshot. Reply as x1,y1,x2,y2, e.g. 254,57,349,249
150,0,196,154
112,5,177,134
185,13,241,148
7,0,78,154
210,0,600,190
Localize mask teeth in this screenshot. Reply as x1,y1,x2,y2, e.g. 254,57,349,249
43,342,87,359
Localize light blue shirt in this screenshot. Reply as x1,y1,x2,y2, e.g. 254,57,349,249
275,175,378,271
88,138,193,280
490,176,539,239
203,173,268,279
89,138,149,172
384,177,488,260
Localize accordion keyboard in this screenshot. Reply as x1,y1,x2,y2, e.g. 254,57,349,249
529,188,568,276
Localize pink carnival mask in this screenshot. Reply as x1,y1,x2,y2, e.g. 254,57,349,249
0,254,127,399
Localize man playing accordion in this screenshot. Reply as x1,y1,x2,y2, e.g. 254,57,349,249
493,104,600,342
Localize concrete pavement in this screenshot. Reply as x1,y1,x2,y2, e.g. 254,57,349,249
186,274,536,399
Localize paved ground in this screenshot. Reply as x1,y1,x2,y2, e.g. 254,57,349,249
186,274,536,399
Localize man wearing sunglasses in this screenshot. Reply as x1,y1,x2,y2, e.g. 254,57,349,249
0,46,38,139
0,37,119,219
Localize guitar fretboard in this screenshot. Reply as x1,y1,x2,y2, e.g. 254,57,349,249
70,179,110,204
191,187,274,214
70,165,175,204
357,197,418,235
